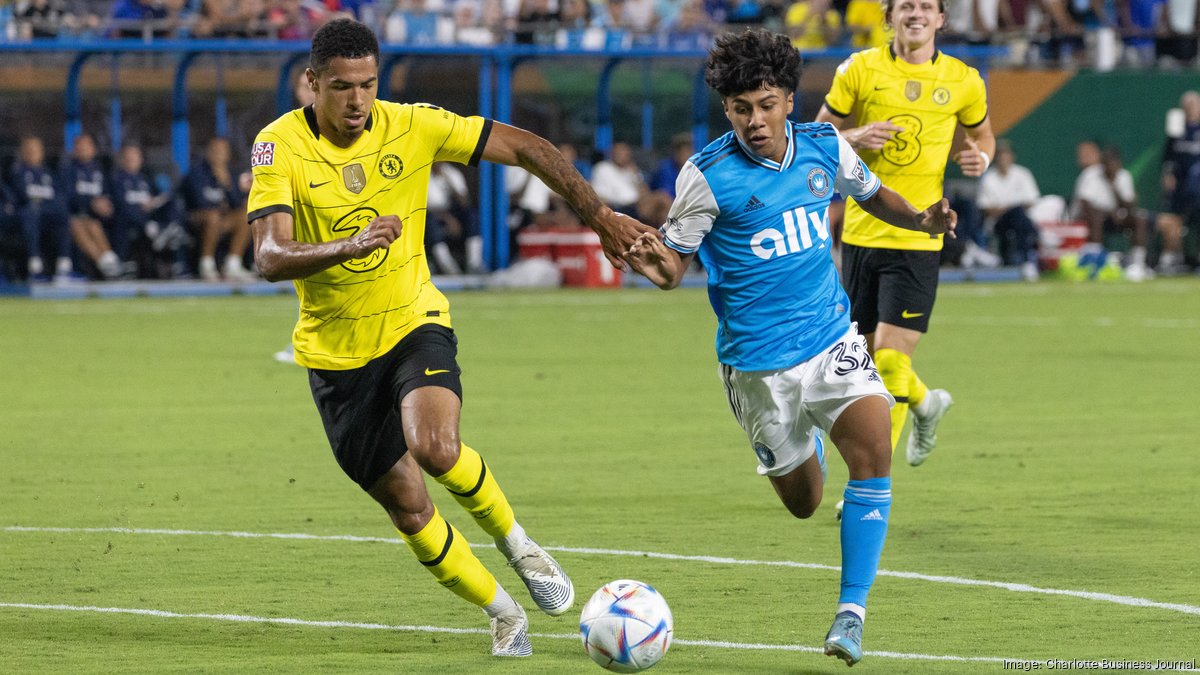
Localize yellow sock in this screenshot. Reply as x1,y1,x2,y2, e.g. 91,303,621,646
874,348,912,452
435,443,515,539
909,369,929,409
400,508,497,607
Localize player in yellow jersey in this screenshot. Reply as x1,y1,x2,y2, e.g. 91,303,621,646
815,0,995,468
247,19,650,658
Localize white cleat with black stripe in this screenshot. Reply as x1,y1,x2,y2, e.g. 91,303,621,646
490,604,533,657
502,537,575,616
907,389,954,467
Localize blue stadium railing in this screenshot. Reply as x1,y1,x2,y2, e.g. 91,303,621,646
0,39,1006,269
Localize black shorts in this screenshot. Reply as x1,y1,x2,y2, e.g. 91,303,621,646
308,324,463,491
841,243,940,334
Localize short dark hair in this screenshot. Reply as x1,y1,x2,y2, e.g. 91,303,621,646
704,29,801,99
310,19,380,74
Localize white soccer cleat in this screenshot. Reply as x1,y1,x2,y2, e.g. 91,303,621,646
1124,263,1152,283
502,536,575,616
223,259,257,283
489,604,533,657
961,241,1001,269
907,389,954,467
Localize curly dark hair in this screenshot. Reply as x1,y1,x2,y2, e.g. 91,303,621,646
310,19,380,74
704,29,801,99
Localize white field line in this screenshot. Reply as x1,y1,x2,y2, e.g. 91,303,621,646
0,601,1019,666
6,526,1200,617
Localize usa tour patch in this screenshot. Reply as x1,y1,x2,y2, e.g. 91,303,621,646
251,142,275,167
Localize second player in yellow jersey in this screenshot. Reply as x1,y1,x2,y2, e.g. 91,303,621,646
823,45,987,250
816,0,995,468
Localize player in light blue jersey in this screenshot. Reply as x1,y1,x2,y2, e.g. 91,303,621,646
626,29,956,667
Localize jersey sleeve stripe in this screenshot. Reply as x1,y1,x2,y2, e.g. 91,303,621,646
662,235,698,255
469,119,494,167
247,204,293,223
857,178,881,201
823,99,850,118
961,113,988,129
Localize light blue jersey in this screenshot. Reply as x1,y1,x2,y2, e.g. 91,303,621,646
663,121,880,371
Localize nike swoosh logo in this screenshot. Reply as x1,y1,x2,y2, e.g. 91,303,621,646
874,85,888,90
309,180,332,188
901,310,925,319
424,368,450,376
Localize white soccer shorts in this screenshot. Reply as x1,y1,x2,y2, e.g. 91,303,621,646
718,325,894,477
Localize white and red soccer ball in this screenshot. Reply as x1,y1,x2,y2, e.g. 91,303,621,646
579,579,673,673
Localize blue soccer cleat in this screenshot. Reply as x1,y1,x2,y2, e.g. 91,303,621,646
824,611,864,666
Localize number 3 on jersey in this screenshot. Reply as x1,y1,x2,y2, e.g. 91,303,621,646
882,113,923,167
332,207,389,273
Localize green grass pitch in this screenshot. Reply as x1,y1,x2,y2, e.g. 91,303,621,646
2,280,1198,673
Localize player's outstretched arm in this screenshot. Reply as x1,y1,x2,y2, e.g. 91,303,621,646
252,211,402,281
856,185,957,239
626,232,691,290
815,106,904,151
481,122,657,269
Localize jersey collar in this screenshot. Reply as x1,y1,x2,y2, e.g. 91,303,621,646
302,104,375,140
734,122,795,172
888,44,940,64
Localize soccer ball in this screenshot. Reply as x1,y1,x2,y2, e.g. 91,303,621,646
579,579,673,673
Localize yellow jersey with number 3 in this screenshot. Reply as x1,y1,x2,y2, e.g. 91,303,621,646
824,46,988,251
247,101,490,370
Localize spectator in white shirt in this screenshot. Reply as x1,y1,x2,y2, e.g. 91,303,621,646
1071,142,1151,281
589,141,646,217
977,139,1042,281
427,162,485,275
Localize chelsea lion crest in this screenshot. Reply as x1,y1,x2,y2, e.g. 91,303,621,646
378,154,403,179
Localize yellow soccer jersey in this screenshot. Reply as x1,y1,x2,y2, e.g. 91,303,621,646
786,3,842,50
844,0,890,49
247,101,489,370
825,46,988,251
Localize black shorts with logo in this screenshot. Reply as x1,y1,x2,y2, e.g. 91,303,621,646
840,243,941,334
308,324,463,491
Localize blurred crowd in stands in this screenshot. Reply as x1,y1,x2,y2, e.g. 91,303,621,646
2,2,1199,284
0,130,256,283
2,0,1199,68
3,87,1198,284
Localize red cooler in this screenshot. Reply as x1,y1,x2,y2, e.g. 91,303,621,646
516,227,622,287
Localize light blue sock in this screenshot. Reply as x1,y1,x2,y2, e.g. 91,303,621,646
839,477,892,608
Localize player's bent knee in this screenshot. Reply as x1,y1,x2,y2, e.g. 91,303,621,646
408,435,461,474
388,504,435,536
781,491,822,519
369,478,436,534
785,500,819,520
841,439,892,479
